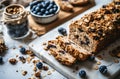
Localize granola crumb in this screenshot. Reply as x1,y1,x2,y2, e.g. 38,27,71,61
26,50,35,56
93,65,99,70
22,70,27,76
43,42,47,45
26,56,34,63
16,55,19,57
43,66,49,71
19,56,26,63
34,71,41,77
47,70,52,75
33,67,37,72
96,61,101,65
9,58,18,65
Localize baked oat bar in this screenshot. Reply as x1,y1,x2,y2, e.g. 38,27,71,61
46,40,76,66
69,0,89,6
69,0,120,53
56,36,91,60
57,0,73,12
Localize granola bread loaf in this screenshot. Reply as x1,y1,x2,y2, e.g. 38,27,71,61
69,0,120,53
56,36,91,60
46,40,76,66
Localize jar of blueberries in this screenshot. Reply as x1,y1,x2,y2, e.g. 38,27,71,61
3,4,29,39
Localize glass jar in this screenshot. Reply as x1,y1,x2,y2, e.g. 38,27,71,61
3,4,29,39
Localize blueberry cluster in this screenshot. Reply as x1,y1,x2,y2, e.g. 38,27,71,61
7,21,28,38
30,0,58,16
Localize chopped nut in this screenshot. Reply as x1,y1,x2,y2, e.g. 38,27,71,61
33,67,37,72
9,58,18,65
22,71,27,76
26,50,35,56
34,71,41,77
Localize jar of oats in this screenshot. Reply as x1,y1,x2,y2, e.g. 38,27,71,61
3,4,29,39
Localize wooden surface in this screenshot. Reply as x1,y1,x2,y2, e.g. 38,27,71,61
28,0,95,36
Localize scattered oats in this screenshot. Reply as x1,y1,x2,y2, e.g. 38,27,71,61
26,50,35,56
114,59,119,63
34,71,41,77
97,61,101,65
9,58,18,65
33,67,37,72
22,70,27,76
26,56,34,63
52,69,55,72
47,70,52,75
93,65,99,70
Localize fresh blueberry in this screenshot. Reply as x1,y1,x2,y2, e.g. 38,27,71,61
47,3,53,10
40,8,45,13
32,10,37,14
45,0,50,7
36,62,43,69
88,55,95,61
35,6,40,12
53,4,57,8
8,30,16,37
30,1,38,8
58,27,67,36
45,11,49,15
49,8,54,14
41,2,46,8
99,65,107,74
37,12,42,15
79,70,86,78
53,7,57,13
20,47,26,54
0,56,3,63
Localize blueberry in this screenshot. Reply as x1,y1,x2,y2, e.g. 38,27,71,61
45,1,50,6
45,11,49,15
79,70,86,78
31,5,36,12
58,27,67,36
49,8,54,14
99,65,107,74
35,6,40,12
51,1,55,5
53,5,57,8
88,55,95,61
40,8,45,13
30,1,38,8
20,47,26,54
53,7,57,13
37,12,42,15
47,3,53,10
0,56,3,63
32,10,37,14
36,62,43,69
41,2,46,8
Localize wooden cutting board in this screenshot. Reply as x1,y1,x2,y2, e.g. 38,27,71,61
28,0,95,36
